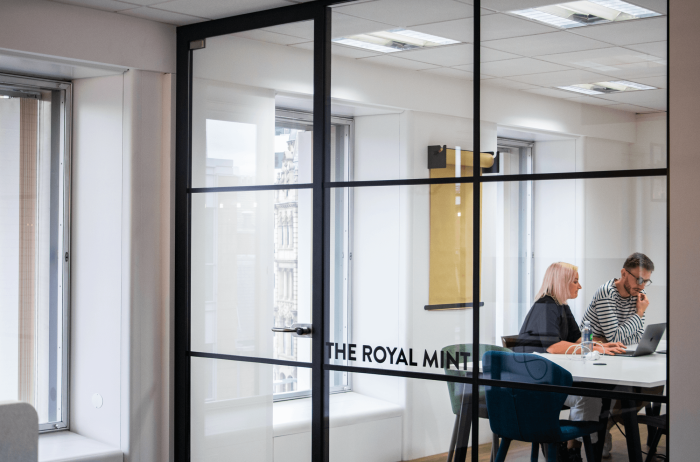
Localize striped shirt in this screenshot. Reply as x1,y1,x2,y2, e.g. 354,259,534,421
580,278,645,345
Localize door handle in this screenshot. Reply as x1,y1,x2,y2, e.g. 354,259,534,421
271,323,312,338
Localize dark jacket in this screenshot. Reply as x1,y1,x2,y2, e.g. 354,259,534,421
515,295,582,353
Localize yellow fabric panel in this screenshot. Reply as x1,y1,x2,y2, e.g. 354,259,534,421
429,150,486,306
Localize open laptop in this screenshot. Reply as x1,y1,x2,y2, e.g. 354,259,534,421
615,323,666,357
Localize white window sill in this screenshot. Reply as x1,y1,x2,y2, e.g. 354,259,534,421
39,431,122,462
274,392,402,437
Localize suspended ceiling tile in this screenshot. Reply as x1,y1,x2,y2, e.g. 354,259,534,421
484,32,611,57
399,44,518,68
482,78,540,90
51,0,136,12
292,42,381,59
509,69,613,86
264,20,315,40
119,6,204,25
481,57,572,78
524,87,580,99
358,55,440,70
626,0,667,15
595,61,666,80
481,13,560,41
153,0,295,20
412,13,557,43
594,88,666,110
418,67,474,80
331,12,398,38
535,47,661,73
231,29,310,46
624,41,667,59
479,0,561,11
632,75,667,89
568,17,667,46
333,0,474,27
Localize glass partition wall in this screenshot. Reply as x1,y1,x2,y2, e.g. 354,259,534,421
176,1,668,461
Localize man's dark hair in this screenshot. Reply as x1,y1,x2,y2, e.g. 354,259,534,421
623,252,655,272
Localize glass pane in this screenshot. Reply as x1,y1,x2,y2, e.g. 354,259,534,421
0,90,66,426
191,189,313,374
191,357,311,461
480,176,666,461
328,374,477,461
481,0,667,174
329,0,475,181
330,184,480,375
191,20,314,188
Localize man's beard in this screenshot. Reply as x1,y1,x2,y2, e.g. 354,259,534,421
625,280,641,295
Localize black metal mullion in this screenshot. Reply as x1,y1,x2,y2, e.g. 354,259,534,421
176,0,348,43
312,5,332,462
190,183,313,193
190,351,313,369
174,33,193,462
472,2,481,461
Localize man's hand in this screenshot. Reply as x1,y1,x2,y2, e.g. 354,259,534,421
636,293,650,317
600,341,627,355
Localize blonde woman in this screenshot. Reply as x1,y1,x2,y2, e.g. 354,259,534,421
516,262,625,462
518,262,626,355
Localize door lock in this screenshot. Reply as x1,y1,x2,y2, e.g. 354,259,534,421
271,323,312,338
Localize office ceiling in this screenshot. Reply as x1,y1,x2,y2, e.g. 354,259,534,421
48,0,667,114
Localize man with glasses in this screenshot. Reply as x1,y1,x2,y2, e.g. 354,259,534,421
579,252,655,458
580,252,654,346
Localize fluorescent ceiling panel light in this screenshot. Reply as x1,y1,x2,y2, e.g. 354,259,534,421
558,80,657,94
333,29,459,53
558,85,604,95
511,0,661,29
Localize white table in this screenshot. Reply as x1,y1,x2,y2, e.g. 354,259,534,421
536,350,667,388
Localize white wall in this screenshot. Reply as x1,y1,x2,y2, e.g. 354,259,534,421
669,0,700,460
0,0,175,74
71,74,124,448
71,71,173,461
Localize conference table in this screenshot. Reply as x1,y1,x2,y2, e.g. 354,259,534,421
451,342,667,462
537,342,667,462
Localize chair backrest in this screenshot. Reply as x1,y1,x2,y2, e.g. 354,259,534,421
501,335,519,349
483,351,572,443
442,344,511,415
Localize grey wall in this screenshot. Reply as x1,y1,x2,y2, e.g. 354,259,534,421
669,0,700,459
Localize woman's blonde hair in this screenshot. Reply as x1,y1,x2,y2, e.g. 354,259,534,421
535,262,578,305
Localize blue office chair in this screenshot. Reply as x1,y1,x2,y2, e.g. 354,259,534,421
483,351,601,462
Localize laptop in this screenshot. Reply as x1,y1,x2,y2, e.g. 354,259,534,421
615,323,666,357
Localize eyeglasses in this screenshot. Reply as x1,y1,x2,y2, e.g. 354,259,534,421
625,268,652,286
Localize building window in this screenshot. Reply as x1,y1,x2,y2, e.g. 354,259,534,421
0,75,71,432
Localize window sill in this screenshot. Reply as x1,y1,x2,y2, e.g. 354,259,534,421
274,392,403,437
39,431,122,462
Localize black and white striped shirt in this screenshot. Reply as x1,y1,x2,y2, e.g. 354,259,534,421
580,278,645,345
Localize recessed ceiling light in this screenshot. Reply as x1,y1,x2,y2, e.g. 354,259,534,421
558,80,657,94
511,0,661,29
332,29,460,53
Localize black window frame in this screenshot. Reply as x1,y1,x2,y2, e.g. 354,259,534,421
174,1,670,460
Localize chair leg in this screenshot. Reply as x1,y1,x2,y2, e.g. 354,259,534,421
530,442,539,462
547,443,559,462
446,413,459,462
495,438,511,462
644,429,664,462
491,433,500,462
583,435,596,462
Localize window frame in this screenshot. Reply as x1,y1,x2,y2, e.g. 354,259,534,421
272,109,355,402
0,72,72,433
